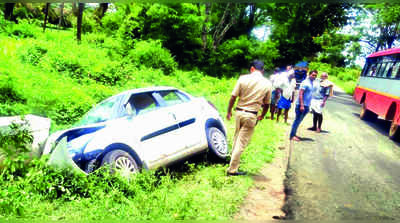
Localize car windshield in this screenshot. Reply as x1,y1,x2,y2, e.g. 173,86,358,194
74,95,121,127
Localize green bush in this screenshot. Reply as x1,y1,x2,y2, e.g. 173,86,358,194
19,41,48,65
126,39,178,75
0,79,26,104
309,61,361,95
0,120,33,175
206,36,278,77
309,61,361,81
37,40,125,85
2,19,36,39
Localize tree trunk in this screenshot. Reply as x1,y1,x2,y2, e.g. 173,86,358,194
72,2,79,17
99,3,109,19
43,3,50,32
77,3,85,43
58,3,64,29
212,3,237,50
247,4,256,35
201,3,211,51
4,3,15,21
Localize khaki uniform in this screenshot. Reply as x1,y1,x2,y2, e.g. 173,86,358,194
227,71,272,173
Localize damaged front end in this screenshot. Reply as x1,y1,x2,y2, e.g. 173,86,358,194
47,137,87,175
43,125,105,175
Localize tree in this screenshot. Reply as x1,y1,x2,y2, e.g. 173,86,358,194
43,3,50,32
4,3,15,21
266,3,351,66
368,4,400,51
211,3,238,50
94,3,109,25
58,3,64,29
313,30,361,67
77,3,84,42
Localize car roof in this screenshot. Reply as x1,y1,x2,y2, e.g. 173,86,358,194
115,86,179,98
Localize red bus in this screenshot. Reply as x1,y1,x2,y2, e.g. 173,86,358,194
353,48,400,141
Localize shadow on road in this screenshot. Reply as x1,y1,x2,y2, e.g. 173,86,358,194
333,91,350,97
299,137,314,142
352,113,400,146
330,96,359,107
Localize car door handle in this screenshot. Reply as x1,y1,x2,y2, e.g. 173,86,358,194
169,112,177,120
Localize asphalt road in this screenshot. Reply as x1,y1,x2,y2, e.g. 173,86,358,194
283,89,400,220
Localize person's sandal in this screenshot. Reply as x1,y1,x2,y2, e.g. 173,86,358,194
291,136,301,141
227,171,247,176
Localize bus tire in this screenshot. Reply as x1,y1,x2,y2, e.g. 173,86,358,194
389,121,400,141
360,103,377,121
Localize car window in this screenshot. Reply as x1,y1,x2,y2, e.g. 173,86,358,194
128,93,158,115
159,90,186,106
75,95,121,126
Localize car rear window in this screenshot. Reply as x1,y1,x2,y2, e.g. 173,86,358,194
159,90,190,106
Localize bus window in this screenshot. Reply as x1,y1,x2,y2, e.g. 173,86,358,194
382,62,393,78
393,62,400,79
362,63,371,76
367,65,377,76
377,63,388,77
373,63,382,76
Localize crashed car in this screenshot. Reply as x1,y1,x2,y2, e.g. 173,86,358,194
42,86,228,175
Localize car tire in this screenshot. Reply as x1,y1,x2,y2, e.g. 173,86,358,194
360,103,377,121
389,121,400,141
206,127,228,162
101,149,140,176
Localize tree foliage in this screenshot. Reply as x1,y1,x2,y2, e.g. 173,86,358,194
0,3,366,74
367,4,400,51
266,3,351,66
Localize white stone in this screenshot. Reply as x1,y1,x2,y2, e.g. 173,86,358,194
0,114,51,154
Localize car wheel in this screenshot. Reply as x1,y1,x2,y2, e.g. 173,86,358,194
206,127,228,161
389,121,400,141
101,149,139,177
360,103,377,121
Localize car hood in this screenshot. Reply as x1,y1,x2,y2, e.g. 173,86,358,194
42,122,106,155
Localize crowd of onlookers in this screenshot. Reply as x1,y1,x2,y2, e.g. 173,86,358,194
225,60,333,176
268,63,334,141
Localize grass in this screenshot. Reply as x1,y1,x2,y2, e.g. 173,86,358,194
328,75,357,95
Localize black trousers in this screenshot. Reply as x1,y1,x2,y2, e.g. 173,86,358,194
313,112,323,129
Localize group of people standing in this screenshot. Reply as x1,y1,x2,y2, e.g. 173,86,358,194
225,60,333,176
269,64,333,141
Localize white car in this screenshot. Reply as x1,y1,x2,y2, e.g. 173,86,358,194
42,86,228,175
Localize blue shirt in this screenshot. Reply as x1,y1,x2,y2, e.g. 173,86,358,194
296,78,317,106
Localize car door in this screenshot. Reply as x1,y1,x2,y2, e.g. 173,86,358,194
155,90,203,156
125,92,181,165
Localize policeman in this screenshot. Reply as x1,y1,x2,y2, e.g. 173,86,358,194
226,60,273,176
